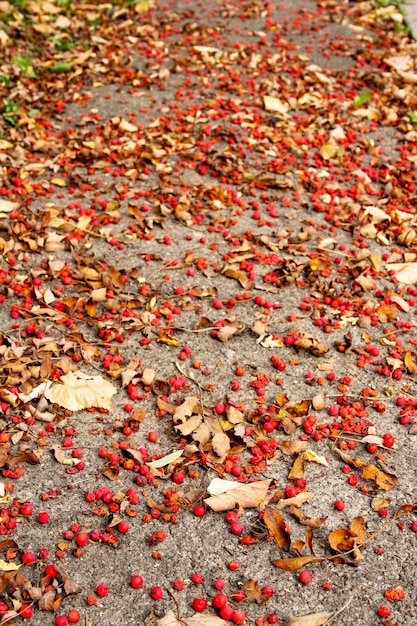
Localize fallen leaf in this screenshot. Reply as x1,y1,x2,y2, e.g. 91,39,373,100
289,507,327,528
147,450,183,469
243,578,269,603
44,371,116,411
0,560,19,571
404,350,417,374
277,492,314,509
204,479,271,512
272,556,324,571
304,450,328,467
280,441,308,456
263,95,289,115
264,507,291,551
386,262,417,284
283,612,334,626
371,497,391,512
156,610,227,625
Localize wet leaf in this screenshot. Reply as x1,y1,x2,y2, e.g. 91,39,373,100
204,478,271,512
264,507,291,551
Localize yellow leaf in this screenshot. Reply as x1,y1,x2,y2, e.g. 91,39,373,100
320,141,338,160
0,560,20,571
50,177,67,187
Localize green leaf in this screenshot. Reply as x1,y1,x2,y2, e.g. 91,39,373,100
147,450,183,469
353,92,372,107
408,111,417,124
50,63,73,73
12,56,35,76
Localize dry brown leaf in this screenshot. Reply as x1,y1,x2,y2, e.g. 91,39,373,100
328,528,356,552
371,497,391,512
156,610,227,625
312,392,326,411
284,612,334,626
264,507,291,551
289,506,327,528
404,350,417,374
386,262,417,284
362,464,398,491
204,478,271,512
272,556,324,571
280,441,308,456
287,454,305,480
174,413,203,436
243,578,269,603
173,397,200,424
210,432,230,462
44,371,116,411
277,492,314,509
350,516,366,545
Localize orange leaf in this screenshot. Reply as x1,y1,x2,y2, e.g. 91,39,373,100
404,350,417,373
272,556,324,571
264,507,291,551
328,528,356,552
288,454,305,480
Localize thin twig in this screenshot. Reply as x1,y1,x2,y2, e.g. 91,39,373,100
323,584,359,625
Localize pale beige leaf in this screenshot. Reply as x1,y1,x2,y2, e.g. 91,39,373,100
277,492,314,509
312,392,326,411
210,432,230,461
173,397,200,424
142,368,156,385
305,450,328,466
363,205,390,224
226,406,245,424
119,119,138,132
205,479,271,512
156,610,227,625
44,371,116,411
371,497,391,512
174,414,202,436
263,95,289,115
280,441,308,456
0,200,19,217
320,141,338,160
284,611,333,626
386,263,417,284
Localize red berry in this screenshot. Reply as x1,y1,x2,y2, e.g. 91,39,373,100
230,522,243,535
191,573,203,584
261,584,275,598
172,472,185,484
96,584,109,597
411,521,417,532
225,511,238,524
193,504,206,517
232,610,246,624
118,521,129,534
150,586,163,600
299,570,312,584
227,560,239,571
212,593,228,609
147,431,158,442
20,605,32,619
130,575,144,589
55,617,68,626
213,578,225,590
38,511,50,524
232,590,245,602
20,503,33,516
382,433,395,448
377,606,390,618
75,532,89,547
334,500,345,511
21,552,36,565
67,609,80,623
220,605,234,620
192,597,207,612
173,579,184,591
45,564,57,577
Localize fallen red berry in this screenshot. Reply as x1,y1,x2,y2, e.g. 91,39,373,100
96,584,109,597
150,586,163,600
130,575,144,589
192,597,207,612
299,570,312,584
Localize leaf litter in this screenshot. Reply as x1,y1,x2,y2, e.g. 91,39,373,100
0,0,416,624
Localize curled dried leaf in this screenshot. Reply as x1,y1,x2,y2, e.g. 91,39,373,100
264,507,291,551
272,556,324,571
